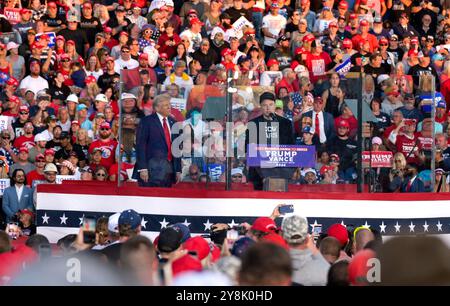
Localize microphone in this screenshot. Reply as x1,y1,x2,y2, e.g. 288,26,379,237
270,113,278,122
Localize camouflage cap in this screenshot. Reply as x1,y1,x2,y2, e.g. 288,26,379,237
281,215,309,244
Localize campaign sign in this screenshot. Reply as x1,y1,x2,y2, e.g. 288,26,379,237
247,144,316,168
362,151,393,168
0,179,10,196
4,8,21,24
35,32,56,47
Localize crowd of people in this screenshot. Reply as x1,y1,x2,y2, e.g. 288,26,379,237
2,205,450,285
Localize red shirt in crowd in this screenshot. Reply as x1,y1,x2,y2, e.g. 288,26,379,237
109,162,134,181
0,244,37,285
13,135,35,149
304,52,332,84
26,170,45,187
395,133,422,165
351,34,379,53
88,138,118,170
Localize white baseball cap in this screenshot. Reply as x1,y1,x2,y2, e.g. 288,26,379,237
95,94,108,103
66,93,79,103
108,212,121,234
34,133,47,142
377,74,390,85
7,41,19,51
44,163,58,173
121,92,137,100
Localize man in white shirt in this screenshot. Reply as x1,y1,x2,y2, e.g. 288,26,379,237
262,2,287,60
19,61,49,96
114,45,139,73
179,17,203,54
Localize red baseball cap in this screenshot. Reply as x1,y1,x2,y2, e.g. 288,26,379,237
190,17,204,26
71,120,80,126
320,165,335,175
328,21,338,28
66,40,75,46
159,52,168,59
139,53,148,60
47,1,57,8
9,96,20,104
183,236,210,261
100,122,111,129
85,75,97,85
260,232,288,249
360,19,369,27
171,254,202,277
19,146,29,153
35,154,45,161
103,26,112,33
20,209,34,217
267,58,279,67
44,149,55,156
349,13,358,20
187,9,198,15
221,48,233,57
343,38,353,48
294,47,306,55
56,35,65,42
251,217,278,233
6,77,19,87
302,34,315,43
60,53,70,60
337,119,350,128
327,223,349,247
348,249,376,286
119,31,129,37
338,1,348,9
411,37,419,44
31,42,44,49
379,37,388,45
20,8,31,14
19,105,29,113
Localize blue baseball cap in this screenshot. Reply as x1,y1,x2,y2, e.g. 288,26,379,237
171,223,191,243
302,126,314,134
118,209,141,230
77,104,88,112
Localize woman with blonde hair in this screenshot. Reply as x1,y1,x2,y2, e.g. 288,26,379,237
388,152,407,192
80,78,101,105
94,4,110,26
440,60,450,84
65,40,85,67
84,54,103,79
73,128,91,163
391,61,413,94
92,113,106,139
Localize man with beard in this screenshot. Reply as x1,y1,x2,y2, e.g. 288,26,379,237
192,39,218,72
269,35,292,71
98,56,120,91
2,169,34,222
19,61,49,96
88,122,118,171
327,119,358,183
13,121,35,150
400,163,425,192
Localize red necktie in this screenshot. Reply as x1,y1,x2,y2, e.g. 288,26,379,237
406,180,412,192
163,118,172,161
315,113,320,138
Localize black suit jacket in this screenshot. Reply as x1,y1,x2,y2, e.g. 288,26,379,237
135,113,181,187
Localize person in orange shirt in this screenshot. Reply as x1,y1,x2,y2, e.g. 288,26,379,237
351,19,378,53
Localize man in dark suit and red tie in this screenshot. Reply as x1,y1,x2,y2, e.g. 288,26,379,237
135,93,181,187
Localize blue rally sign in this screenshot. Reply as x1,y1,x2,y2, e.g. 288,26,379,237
247,144,316,168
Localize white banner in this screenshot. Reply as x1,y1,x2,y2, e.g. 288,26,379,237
36,188,450,243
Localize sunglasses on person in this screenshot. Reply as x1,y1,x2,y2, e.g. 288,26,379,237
190,172,199,176
96,172,106,177
2,136,10,139
232,175,243,178
100,128,110,131
379,43,388,46
61,59,70,62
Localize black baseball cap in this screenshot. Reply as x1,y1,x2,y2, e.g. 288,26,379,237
157,227,183,253
260,92,276,104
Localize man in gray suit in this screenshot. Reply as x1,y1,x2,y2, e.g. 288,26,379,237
2,169,34,222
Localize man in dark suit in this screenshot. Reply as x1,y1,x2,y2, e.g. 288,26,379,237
301,96,335,150
401,164,425,192
245,92,295,190
392,12,420,39
135,93,181,187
